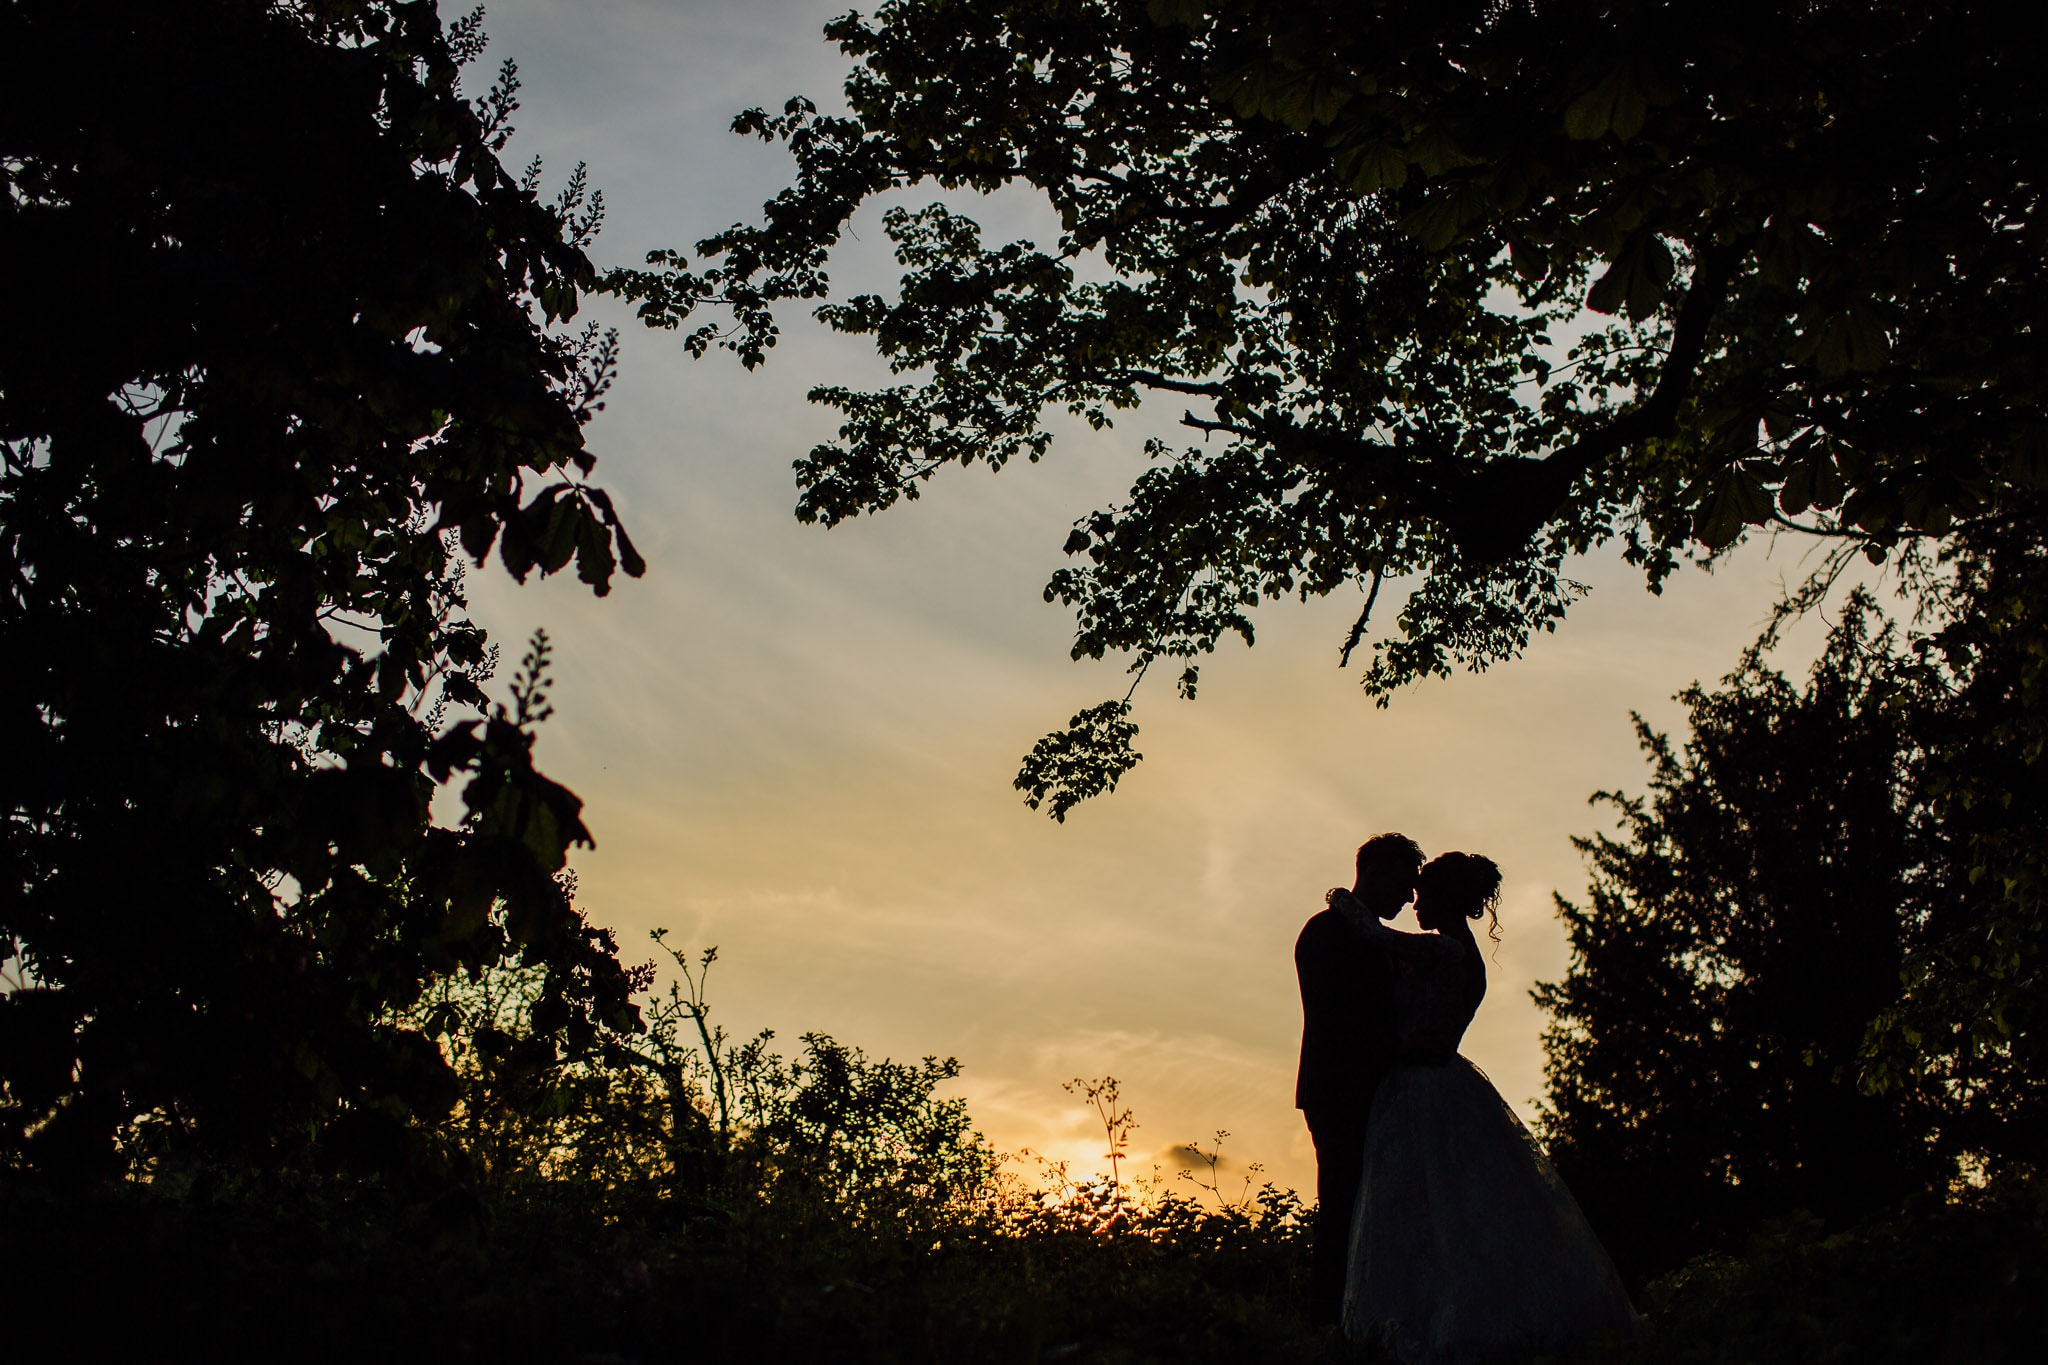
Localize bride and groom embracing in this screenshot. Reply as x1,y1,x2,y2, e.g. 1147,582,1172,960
1295,833,1637,1362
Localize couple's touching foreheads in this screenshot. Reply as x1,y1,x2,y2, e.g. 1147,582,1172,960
1294,834,1638,1362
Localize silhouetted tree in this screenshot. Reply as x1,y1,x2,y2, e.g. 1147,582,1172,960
1535,598,1953,1280
0,0,645,1180
615,0,2043,817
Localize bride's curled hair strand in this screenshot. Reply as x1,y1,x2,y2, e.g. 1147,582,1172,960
1420,851,1503,946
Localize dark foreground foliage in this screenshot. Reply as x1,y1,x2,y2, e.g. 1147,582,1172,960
2,944,1355,1364
1571,1176,2048,1365
0,1176,1349,1365
8,935,2041,1363
8,1090,2043,1363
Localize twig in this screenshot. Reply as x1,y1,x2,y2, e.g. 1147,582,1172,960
1339,566,1385,668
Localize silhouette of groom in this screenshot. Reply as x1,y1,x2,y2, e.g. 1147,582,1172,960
1295,831,1424,1328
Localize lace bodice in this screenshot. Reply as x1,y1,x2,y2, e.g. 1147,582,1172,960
1336,896,1485,1063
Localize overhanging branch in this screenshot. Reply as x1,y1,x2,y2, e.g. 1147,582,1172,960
1130,370,1230,398
1138,242,1743,569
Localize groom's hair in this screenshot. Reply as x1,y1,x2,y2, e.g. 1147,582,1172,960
1356,832,1425,880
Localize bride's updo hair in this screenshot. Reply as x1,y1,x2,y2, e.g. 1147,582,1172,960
1417,852,1503,943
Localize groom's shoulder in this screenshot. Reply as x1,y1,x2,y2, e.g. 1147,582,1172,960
1295,905,1347,954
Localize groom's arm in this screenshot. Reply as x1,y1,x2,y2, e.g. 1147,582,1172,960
1294,912,1345,1009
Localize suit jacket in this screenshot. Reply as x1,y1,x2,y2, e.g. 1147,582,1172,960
1294,904,1399,1115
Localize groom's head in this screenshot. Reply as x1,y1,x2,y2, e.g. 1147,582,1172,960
1353,833,1424,919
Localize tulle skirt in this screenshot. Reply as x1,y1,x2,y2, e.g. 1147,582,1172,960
1343,1058,1638,1363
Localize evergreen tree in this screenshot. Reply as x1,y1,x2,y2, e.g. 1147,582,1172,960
1536,599,1949,1280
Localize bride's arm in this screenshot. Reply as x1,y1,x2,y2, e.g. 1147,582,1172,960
1325,888,1424,951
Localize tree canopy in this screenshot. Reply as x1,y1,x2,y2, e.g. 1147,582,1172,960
1,0,644,1178
616,0,2044,816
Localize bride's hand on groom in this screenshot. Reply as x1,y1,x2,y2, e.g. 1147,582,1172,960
1327,886,1372,932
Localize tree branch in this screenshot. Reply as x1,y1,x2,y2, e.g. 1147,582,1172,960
1179,411,1260,440
1339,567,1385,668
1130,370,1230,397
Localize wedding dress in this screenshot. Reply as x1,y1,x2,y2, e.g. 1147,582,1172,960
1342,916,1637,1362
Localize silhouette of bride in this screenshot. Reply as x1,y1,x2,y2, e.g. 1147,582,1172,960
1330,852,1636,1363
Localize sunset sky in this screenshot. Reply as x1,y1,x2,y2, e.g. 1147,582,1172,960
461,0,1853,1194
